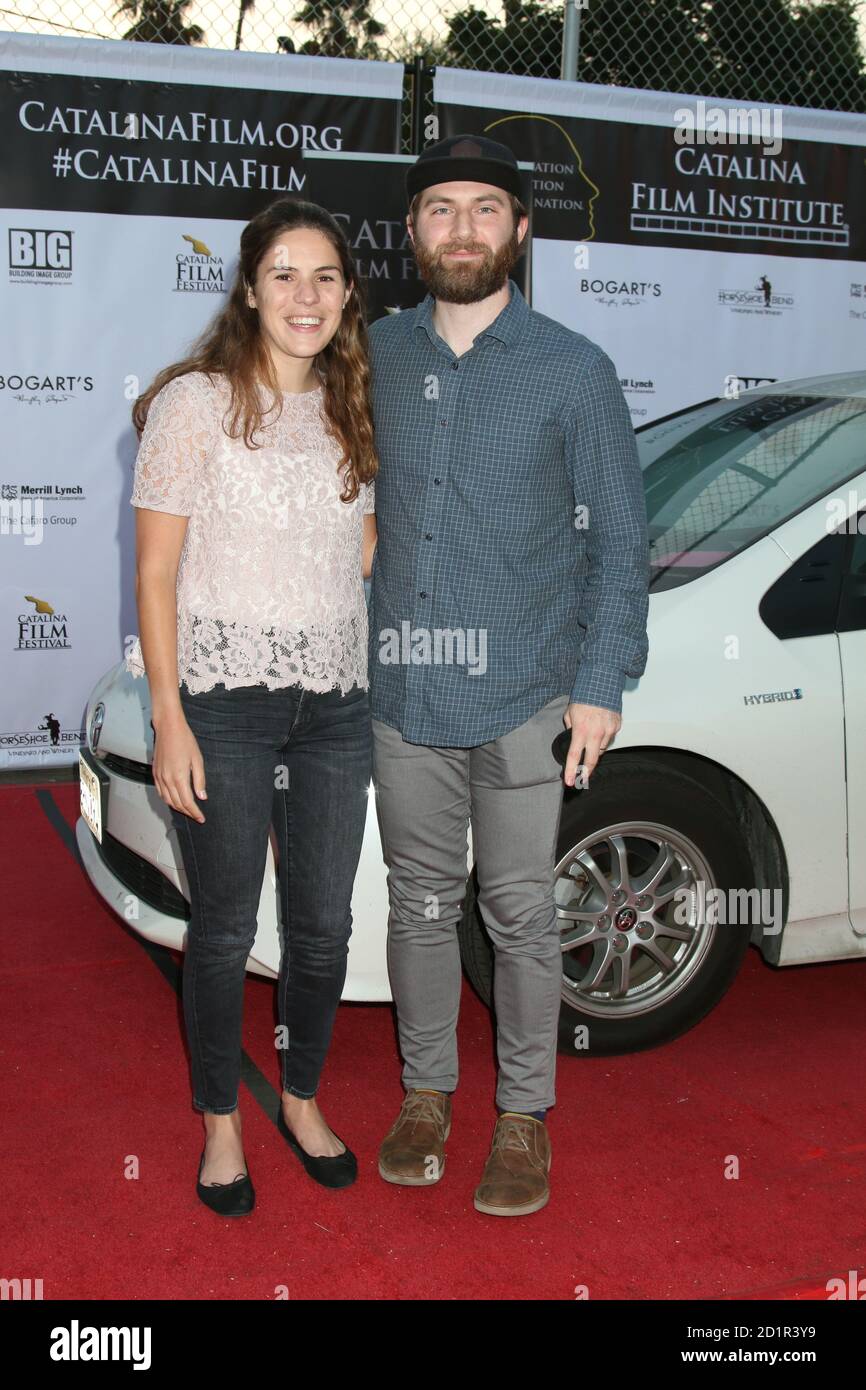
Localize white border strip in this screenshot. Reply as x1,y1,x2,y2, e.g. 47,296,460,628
0,32,403,101
304,151,416,164
433,65,866,146
304,149,534,168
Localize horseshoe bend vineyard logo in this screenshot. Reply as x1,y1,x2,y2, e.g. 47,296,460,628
717,271,796,314
0,711,82,752
173,232,225,293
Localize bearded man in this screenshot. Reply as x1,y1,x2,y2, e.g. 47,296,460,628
366,134,650,1217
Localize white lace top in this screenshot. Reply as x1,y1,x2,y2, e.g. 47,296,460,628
125,369,375,695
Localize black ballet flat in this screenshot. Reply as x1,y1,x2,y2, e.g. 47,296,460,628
196,1148,255,1216
277,1105,357,1189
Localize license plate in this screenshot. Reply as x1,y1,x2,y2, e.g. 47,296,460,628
79,751,105,843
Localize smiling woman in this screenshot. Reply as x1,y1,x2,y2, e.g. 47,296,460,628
125,197,378,1212
132,198,376,493
246,233,350,378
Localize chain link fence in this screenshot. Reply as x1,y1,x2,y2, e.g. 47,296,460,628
3,1,866,112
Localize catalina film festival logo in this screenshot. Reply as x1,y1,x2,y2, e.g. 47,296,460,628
174,232,225,293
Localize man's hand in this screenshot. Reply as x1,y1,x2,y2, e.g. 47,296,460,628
562,702,621,788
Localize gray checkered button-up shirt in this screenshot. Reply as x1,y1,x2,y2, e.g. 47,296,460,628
366,277,649,747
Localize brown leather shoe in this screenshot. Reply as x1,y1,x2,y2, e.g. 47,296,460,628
473,1113,551,1216
378,1089,451,1185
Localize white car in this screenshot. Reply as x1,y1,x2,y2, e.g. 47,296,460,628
77,369,866,1054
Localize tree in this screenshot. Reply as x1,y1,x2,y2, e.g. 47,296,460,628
436,0,866,111
115,0,205,45
235,0,257,51
288,0,386,58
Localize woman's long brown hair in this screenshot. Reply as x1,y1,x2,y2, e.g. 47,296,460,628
132,197,377,503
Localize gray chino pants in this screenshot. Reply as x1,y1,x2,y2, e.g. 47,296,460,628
371,694,569,1113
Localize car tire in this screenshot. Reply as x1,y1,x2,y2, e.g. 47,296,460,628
457,754,757,1056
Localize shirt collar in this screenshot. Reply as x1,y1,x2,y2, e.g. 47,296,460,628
413,277,528,351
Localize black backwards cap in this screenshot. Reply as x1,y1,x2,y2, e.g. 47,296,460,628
406,133,522,204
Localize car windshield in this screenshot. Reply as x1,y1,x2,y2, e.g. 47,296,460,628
637,387,866,591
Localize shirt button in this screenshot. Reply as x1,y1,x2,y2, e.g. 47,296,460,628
440,419,448,425
434,478,441,485
424,532,432,540
419,591,427,598
451,361,459,370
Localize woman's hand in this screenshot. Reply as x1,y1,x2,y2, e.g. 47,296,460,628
152,709,208,822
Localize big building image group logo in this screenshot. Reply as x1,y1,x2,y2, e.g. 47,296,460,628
8,227,73,285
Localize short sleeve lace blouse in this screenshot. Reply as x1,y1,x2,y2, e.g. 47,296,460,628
125,370,375,695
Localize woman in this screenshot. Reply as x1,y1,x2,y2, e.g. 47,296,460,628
126,197,378,1216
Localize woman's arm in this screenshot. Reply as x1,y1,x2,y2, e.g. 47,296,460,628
135,509,207,822
134,509,187,726
362,513,377,580
130,374,200,729
128,373,216,818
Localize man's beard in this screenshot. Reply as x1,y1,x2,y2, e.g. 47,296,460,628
412,226,521,304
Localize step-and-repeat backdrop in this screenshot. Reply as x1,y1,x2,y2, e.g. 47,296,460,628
434,67,866,425
2,39,865,769
0,33,403,770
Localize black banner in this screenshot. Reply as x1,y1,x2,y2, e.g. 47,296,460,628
0,68,402,220
438,104,865,260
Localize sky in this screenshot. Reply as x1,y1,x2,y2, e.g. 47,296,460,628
3,0,864,87
1,0,448,52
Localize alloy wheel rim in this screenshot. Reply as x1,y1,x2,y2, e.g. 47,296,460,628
556,820,718,1018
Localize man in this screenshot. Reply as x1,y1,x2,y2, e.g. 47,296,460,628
366,134,650,1217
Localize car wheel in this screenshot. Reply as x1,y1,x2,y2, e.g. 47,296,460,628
457,755,756,1056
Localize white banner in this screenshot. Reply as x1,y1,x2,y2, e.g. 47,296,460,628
0,33,403,769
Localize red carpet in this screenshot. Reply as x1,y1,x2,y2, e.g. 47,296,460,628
1,782,864,1300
